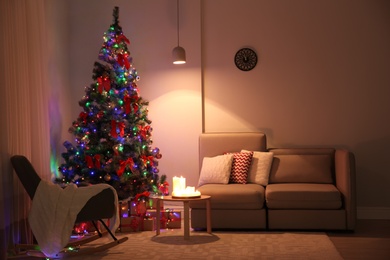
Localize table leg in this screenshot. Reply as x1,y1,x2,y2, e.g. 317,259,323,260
156,199,161,236
183,201,190,240
206,198,212,234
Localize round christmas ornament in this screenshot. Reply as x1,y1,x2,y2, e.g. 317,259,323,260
104,174,111,181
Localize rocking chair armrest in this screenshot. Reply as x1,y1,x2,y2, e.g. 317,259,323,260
10,155,42,200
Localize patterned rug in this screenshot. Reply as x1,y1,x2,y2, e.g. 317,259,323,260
67,229,343,260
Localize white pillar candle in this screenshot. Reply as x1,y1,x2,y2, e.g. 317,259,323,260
172,176,180,193
179,176,186,191
173,176,186,193
186,186,195,193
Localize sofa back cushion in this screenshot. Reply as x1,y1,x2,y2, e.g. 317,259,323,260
199,132,267,170
268,148,335,184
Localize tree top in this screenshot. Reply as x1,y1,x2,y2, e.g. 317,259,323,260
113,6,119,25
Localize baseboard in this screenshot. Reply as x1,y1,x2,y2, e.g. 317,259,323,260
163,204,390,219
357,207,390,219
164,205,390,219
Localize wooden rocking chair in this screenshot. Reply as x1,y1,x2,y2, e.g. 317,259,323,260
9,155,128,258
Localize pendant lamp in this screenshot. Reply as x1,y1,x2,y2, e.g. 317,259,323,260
173,0,186,64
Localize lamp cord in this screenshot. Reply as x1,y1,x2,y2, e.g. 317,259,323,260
177,0,180,46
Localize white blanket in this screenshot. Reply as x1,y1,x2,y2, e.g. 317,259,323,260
28,181,119,257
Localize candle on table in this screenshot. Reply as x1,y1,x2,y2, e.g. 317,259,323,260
186,186,195,193
182,186,201,196
173,176,186,194
172,177,201,197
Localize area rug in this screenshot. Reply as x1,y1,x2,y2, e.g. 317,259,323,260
69,229,343,260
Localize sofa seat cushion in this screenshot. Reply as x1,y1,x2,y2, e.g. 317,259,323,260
266,183,342,209
190,184,265,210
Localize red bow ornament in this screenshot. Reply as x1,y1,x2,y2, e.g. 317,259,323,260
85,154,101,169
124,94,139,114
134,191,150,202
111,120,125,138
79,112,88,124
118,122,125,137
124,94,131,114
159,181,169,195
116,34,130,44
139,126,151,140
141,155,154,167
117,157,135,177
117,53,130,69
97,76,111,93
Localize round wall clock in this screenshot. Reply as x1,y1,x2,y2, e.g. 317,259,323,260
234,48,258,71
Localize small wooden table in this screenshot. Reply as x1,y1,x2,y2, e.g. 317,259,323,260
156,195,211,240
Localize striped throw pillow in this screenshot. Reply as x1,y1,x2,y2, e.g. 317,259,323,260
226,151,253,184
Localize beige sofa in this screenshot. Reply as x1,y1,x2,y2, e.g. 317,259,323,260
190,132,356,231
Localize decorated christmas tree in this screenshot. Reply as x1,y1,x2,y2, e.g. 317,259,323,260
57,7,167,200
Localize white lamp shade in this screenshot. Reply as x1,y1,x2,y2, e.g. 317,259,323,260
172,46,186,64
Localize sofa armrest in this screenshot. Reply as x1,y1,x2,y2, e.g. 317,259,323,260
335,149,357,230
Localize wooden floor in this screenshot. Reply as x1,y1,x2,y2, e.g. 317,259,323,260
7,218,389,259
327,219,390,260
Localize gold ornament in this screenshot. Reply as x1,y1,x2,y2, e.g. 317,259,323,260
104,174,111,181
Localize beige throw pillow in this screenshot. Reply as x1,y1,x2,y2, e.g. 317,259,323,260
242,150,274,186
198,154,234,187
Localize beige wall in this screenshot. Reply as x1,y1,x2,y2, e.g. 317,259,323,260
202,0,390,217
65,0,389,218
45,0,73,179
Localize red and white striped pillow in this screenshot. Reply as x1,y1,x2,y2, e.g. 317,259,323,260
226,151,253,184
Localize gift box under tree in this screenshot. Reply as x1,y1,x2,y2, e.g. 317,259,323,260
143,216,156,231
146,209,181,229
120,216,143,232
118,193,151,232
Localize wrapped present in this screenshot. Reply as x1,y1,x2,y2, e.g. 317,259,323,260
145,209,158,218
130,200,147,216
119,200,131,218
117,201,129,232
147,209,181,229
163,210,181,229
120,216,143,232
73,221,98,235
132,191,150,216
143,217,156,231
